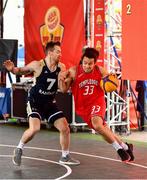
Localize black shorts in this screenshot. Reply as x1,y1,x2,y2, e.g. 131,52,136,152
27,98,65,124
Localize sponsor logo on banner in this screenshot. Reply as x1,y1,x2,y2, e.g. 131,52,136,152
40,6,64,47
24,0,85,68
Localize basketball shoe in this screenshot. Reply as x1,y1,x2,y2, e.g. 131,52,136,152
117,148,130,162
59,154,80,165
12,148,22,166
126,143,134,161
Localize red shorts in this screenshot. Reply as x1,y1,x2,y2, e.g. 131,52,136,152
76,96,106,129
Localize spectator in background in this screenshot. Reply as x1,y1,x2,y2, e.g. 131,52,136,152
135,80,145,131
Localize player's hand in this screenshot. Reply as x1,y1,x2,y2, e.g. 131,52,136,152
59,70,70,81
3,60,14,72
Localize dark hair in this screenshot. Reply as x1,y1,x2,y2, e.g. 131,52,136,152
45,41,61,54
81,47,99,63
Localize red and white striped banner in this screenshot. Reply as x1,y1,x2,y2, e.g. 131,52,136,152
93,0,105,66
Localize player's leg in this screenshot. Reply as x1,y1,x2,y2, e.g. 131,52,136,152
13,117,41,166
13,97,42,166
20,117,41,144
91,116,130,162
54,117,80,165
46,102,80,165
54,117,70,152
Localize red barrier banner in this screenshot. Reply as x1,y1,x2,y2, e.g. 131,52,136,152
94,0,104,66
24,0,85,68
122,0,147,80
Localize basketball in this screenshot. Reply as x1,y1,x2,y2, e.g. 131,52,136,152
100,74,119,92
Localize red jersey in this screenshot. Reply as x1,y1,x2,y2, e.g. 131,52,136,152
71,65,106,128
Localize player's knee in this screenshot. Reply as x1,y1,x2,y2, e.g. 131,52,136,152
92,116,104,132
93,124,103,132
54,118,70,134
92,121,104,133
29,126,40,135
60,124,70,135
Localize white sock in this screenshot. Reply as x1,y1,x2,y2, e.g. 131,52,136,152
120,142,128,150
62,150,69,157
17,140,24,150
112,141,123,151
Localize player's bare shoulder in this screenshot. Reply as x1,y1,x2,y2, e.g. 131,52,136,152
58,62,66,71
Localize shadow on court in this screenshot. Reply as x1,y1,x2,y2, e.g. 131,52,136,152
0,123,147,179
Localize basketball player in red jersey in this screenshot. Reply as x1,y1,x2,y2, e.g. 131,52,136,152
59,47,134,162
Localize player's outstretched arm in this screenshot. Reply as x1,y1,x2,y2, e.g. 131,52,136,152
3,60,36,75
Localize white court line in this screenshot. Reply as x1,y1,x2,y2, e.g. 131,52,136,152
0,154,72,180
0,144,147,170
